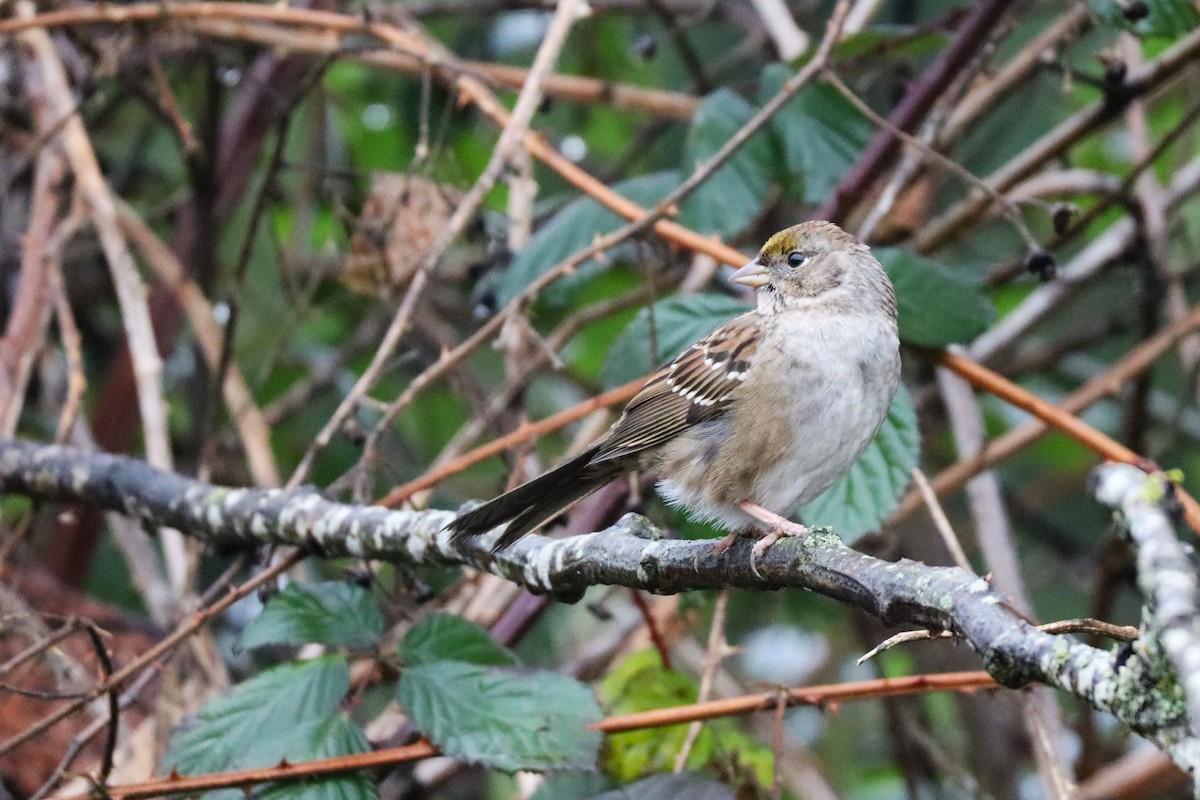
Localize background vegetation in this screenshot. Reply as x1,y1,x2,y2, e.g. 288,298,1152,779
3,0,1200,797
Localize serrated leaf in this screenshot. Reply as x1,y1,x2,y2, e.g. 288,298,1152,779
761,67,870,204
878,248,994,347
678,89,776,237
601,294,749,389
492,171,681,306
397,661,602,772
585,774,736,800
165,657,367,800
799,384,919,541
1092,0,1200,37
236,582,384,651
400,614,518,668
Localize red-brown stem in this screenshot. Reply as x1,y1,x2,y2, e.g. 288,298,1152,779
88,671,997,800
936,350,1200,533
378,378,645,507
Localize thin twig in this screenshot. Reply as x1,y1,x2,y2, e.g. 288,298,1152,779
938,3,1094,146
816,0,1013,223
0,550,303,757
77,621,118,787
914,23,1200,254
911,467,971,571
379,378,645,506
29,666,161,800
674,589,731,772
933,349,1200,533
357,0,851,470
859,618,1139,665
0,147,60,435
48,256,87,445
115,202,281,488
295,0,585,488
823,68,1041,252
892,305,1200,530
18,0,187,593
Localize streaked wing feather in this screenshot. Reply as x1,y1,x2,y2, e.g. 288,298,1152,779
588,383,688,461
590,314,761,463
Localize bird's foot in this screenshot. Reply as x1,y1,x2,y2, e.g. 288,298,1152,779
738,500,809,578
711,531,740,556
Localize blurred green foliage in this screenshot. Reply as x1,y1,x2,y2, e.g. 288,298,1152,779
7,0,1200,797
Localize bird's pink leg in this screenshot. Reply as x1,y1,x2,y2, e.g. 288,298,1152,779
738,500,809,566
711,530,742,555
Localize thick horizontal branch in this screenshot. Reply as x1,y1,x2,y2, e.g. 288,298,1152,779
0,437,1197,777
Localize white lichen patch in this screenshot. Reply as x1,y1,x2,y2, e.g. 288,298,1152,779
967,577,991,593
70,465,89,491
205,500,224,528
289,493,325,538
635,539,670,585
1092,463,1146,506
317,505,353,544
405,521,432,561
524,536,569,591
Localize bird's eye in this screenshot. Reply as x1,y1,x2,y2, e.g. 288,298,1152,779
786,251,807,269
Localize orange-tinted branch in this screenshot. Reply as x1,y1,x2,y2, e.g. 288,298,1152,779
378,377,645,507
95,671,997,800
101,741,439,800
936,349,1200,533
593,670,998,732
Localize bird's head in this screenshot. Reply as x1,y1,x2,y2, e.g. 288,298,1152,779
730,221,896,319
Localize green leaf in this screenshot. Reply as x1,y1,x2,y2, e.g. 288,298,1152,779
799,384,920,541
397,661,603,771
761,67,870,204
1092,0,1200,37
678,89,776,237
491,171,681,306
601,294,749,389
831,25,950,61
400,613,518,668
598,650,774,785
165,657,369,800
598,650,707,780
531,772,616,800
585,774,736,800
878,248,994,347
236,582,384,651
253,717,376,800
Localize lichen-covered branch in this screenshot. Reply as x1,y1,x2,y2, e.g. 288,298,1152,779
1093,464,1200,733
1,437,1197,779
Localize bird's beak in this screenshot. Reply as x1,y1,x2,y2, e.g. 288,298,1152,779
730,260,770,288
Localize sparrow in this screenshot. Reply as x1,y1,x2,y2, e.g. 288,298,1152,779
447,221,901,560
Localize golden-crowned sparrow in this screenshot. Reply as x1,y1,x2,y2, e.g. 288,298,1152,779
448,221,901,556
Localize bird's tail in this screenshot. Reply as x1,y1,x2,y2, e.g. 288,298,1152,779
447,447,621,551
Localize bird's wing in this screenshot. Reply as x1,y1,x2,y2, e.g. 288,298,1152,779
589,313,761,463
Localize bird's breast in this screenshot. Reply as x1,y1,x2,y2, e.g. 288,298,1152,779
656,311,900,529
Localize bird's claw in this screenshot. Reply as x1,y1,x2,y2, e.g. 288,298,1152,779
749,521,809,579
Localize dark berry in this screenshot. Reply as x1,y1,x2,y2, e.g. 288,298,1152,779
1026,250,1057,282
